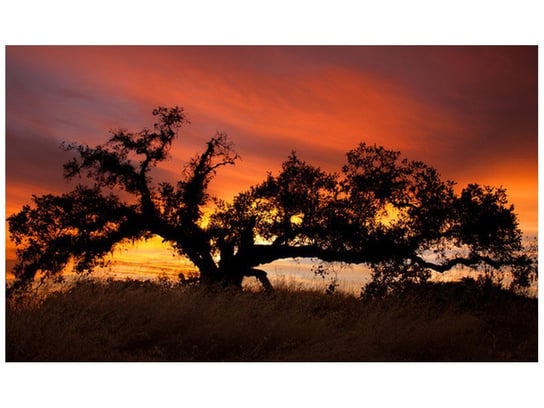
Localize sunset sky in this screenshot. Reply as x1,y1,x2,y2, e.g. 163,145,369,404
5,46,538,282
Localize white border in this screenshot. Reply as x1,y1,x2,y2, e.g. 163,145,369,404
2,2,543,407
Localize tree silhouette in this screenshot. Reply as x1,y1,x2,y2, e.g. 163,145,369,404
8,107,536,294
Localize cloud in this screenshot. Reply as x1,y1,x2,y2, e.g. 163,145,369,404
6,46,538,236
5,129,70,205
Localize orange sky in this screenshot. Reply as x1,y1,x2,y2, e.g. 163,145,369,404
5,46,538,280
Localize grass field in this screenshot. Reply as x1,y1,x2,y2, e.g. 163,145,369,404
5,277,538,362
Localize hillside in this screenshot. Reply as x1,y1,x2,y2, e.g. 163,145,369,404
6,278,538,362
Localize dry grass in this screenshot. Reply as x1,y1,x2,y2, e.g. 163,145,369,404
6,278,537,362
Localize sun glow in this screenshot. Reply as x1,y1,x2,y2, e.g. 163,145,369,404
378,203,404,227
290,213,304,225
94,235,198,280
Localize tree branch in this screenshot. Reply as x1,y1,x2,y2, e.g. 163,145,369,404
249,244,368,266
411,254,521,273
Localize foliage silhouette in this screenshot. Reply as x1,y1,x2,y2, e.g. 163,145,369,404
8,107,536,295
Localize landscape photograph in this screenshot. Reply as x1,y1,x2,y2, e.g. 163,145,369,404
5,45,538,363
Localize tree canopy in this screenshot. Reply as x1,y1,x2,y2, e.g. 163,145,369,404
8,107,536,295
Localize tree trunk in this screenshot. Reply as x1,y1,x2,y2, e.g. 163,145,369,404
216,254,274,292
244,268,273,292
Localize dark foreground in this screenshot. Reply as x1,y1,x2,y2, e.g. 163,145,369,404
6,278,538,362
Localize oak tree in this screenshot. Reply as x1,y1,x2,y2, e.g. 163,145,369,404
8,107,536,295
